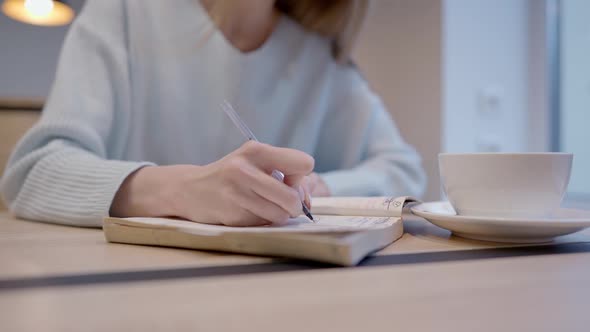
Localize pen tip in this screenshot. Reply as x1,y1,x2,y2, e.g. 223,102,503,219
302,204,314,222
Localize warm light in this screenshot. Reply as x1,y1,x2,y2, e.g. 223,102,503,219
24,0,53,18
1,0,74,26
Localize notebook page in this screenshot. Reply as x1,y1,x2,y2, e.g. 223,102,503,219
119,215,396,236
311,196,417,217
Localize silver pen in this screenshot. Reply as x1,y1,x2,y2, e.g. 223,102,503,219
221,100,315,222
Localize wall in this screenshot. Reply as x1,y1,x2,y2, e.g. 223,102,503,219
357,0,536,200
0,0,85,99
561,0,590,195
0,110,39,210
354,0,442,201
528,0,551,152
442,0,530,154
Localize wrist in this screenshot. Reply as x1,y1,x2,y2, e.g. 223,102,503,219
110,165,182,218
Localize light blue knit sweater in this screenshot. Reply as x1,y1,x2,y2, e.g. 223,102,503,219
0,0,426,227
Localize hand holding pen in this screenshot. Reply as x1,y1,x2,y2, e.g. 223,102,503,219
110,102,314,226
221,100,315,222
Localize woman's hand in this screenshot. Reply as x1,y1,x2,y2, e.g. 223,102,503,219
300,172,331,209
110,141,314,226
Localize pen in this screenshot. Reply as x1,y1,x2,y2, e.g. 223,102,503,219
221,100,315,222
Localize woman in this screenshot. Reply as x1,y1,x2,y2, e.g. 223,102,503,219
0,0,425,227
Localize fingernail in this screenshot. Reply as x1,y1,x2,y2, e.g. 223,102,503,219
306,193,312,209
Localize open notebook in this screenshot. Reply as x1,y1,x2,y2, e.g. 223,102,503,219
103,196,417,266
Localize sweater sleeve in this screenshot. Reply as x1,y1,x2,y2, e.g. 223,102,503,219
315,67,427,197
0,0,153,227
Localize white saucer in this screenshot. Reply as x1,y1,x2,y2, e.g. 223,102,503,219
410,201,590,243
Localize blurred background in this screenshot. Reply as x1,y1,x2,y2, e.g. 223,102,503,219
0,0,588,204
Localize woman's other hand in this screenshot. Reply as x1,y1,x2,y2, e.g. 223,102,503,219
300,172,331,209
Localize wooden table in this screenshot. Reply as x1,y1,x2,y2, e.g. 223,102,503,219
2,211,590,331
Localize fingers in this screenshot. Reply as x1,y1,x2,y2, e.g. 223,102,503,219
298,177,312,209
239,163,302,218
209,141,316,226
241,141,314,176
224,176,293,226
283,173,306,191
225,207,271,227
240,141,314,200
299,181,312,209
237,189,291,225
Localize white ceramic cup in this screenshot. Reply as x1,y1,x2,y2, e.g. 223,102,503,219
439,153,573,218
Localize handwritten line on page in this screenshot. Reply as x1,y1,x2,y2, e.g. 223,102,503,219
311,196,417,217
